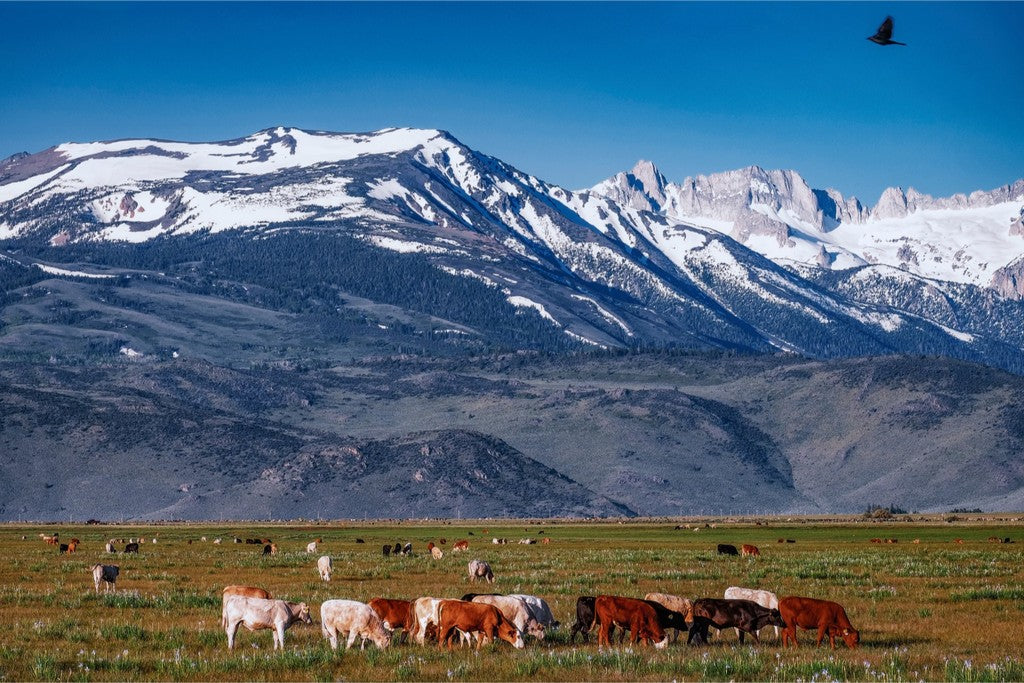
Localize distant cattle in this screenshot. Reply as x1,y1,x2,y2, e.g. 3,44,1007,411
306,540,320,554
741,544,760,557
321,599,391,650
436,600,524,650
402,543,412,556
542,537,551,544
431,546,444,560
124,542,139,554
724,587,781,638
91,564,119,593
569,596,596,643
468,559,494,583
383,544,392,557
105,541,117,554
717,544,739,556
452,540,469,552
223,596,311,650
317,555,333,582
779,596,859,649
393,542,403,556
593,595,669,649
689,598,785,645
368,598,414,644
262,544,273,556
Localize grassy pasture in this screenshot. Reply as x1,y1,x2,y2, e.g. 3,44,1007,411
1,518,1023,681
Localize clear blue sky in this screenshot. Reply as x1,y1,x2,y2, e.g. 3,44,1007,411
1,2,1021,203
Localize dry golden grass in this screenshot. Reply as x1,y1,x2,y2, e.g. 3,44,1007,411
2,517,1023,681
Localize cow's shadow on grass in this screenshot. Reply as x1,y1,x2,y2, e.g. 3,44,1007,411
863,635,934,648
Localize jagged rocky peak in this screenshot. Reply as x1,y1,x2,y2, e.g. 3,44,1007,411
590,159,668,212
992,255,1024,299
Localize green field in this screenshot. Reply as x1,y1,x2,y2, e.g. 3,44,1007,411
2,517,1023,681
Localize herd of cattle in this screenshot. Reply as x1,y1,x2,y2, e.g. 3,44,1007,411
51,533,865,654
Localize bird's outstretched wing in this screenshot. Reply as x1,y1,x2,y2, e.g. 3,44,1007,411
873,16,895,42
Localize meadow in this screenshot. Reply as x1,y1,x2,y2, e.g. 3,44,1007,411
1,517,1023,681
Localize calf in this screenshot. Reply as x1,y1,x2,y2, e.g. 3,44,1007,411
321,599,391,650
741,544,760,557
91,564,119,593
724,587,780,638
569,596,596,643
779,596,859,649
437,600,525,650
593,595,669,649
317,555,333,582
470,594,545,640
124,542,139,554
467,559,494,583
221,585,273,627
368,598,414,644
223,596,312,650
717,544,739,556
689,598,785,645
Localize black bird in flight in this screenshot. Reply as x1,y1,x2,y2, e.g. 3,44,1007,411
868,16,906,46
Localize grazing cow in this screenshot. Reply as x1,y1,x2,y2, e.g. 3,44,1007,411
91,564,119,593
262,544,273,556
593,595,669,649
542,537,551,545
717,544,739,556
383,544,392,557
368,598,414,644
688,598,785,645
317,555,333,582
105,541,117,554
519,538,537,545
41,533,59,546
468,559,494,583
431,546,444,560
452,540,469,552
411,597,444,645
569,596,596,643
724,587,781,638
741,544,760,557
306,540,319,554
393,542,402,556
402,543,412,556
124,542,139,554
509,594,560,629
321,599,391,650
213,538,222,545
221,585,274,627
644,592,693,642
223,596,312,650
470,594,546,640
779,596,859,649
437,600,525,650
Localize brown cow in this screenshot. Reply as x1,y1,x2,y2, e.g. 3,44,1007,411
436,600,524,650
593,595,669,649
741,544,760,557
368,598,415,643
779,596,859,649
452,540,469,552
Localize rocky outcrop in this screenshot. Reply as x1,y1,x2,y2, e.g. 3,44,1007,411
992,257,1024,299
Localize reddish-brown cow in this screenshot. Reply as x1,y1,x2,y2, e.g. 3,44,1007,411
593,595,669,649
779,596,859,649
436,600,524,650
368,598,414,643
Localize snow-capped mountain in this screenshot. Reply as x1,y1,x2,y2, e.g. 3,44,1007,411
2,127,1024,372
592,161,1024,295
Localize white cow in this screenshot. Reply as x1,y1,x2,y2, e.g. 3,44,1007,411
508,594,560,628
91,564,119,593
222,596,312,650
105,541,116,554
411,597,443,645
431,546,444,560
321,599,391,650
467,559,494,583
470,595,545,640
317,555,333,582
724,587,781,638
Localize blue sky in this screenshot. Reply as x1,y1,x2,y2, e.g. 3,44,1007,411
1,2,1021,202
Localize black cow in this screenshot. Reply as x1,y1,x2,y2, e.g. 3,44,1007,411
262,544,272,556
569,596,597,643
383,544,392,557
717,543,739,556
402,542,412,556
124,542,140,554
688,598,785,645
460,592,502,602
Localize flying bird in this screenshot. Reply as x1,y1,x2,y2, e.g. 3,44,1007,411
868,16,906,46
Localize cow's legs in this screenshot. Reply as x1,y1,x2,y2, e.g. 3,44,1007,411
226,620,241,650
815,625,827,647
346,630,358,649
